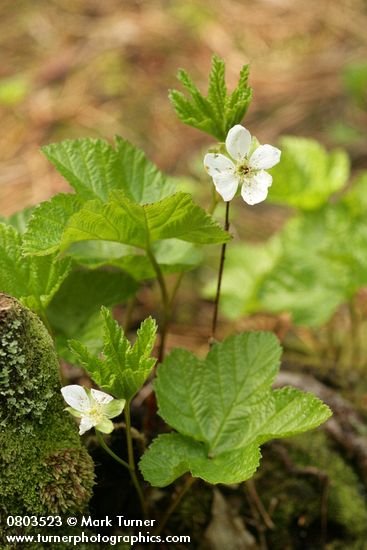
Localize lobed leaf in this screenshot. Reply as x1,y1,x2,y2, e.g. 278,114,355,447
169,55,252,141
0,222,71,314
42,137,176,204
114,136,176,204
139,433,261,487
23,193,83,256
69,308,158,401
42,138,120,201
139,332,331,486
207,194,367,326
60,192,230,253
268,137,350,210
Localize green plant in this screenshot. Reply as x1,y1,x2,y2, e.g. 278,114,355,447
0,55,332,538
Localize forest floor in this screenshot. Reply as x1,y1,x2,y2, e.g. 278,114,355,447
2,1,367,548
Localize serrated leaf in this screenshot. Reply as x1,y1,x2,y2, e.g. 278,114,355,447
69,308,157,401
114,136,176,204
258,208,358,326
210,199,367,326
169,55,252,141
60,192,230,253
23,193,83,256
140,332,331,487
207,55,227,117
226,64,251,129
42,138,122,201
6,206,35,234
42,137,176,204
155,332,282,455
68,336,107,384
0,222,71,314
139,433,261,487
259,252,348,326
268,137,350,210
23,193,204,279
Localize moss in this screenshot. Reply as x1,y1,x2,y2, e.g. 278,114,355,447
0,297,59,426
41,448,95,514
256,431,367,549
0,294,95,547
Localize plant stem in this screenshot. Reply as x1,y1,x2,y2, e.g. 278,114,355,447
124,295,136,333
169,271,185,309
211,201,230,340
96,430,131,471
146,247,170,363
154,476,196,536
245,479,275,529
349,298,361,368
124,401,147,517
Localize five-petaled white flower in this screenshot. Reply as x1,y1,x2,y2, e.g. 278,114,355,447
61,385,125,435
204,125,281,205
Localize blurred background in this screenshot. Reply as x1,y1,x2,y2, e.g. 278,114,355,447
1,0,366,215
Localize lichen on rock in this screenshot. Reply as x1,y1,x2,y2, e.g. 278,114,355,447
0,294,95,540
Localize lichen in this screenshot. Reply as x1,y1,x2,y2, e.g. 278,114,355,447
0,300,58,426
0,294,95,547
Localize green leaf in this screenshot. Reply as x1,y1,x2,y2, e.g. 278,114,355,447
258,207,360,325
60,192,230,253
140,332,331,486
259,252,348,326
23,193,83,256
55,311,104,364
108,240,203,280
62,240,131,268
0,223,71,314
268,137,350,210
139,433,261,487
114,136,176,204
210,200,367,326
47,268,138,351
203,240,280,319
42,138,122,201
343,61,367,107
342,172,367,216
69,308,157,401
226,64,252,131
6,206,35,234
169,55,252,141
207,55,227,117
23,193,204,280
42,137,176,203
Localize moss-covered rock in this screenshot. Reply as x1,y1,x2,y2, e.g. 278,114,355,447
257,431,367,549
0,294,94,546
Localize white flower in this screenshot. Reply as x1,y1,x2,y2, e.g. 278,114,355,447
204,125,281,205
61,385,126,435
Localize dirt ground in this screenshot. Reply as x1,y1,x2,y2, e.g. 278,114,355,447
1,0,367,216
